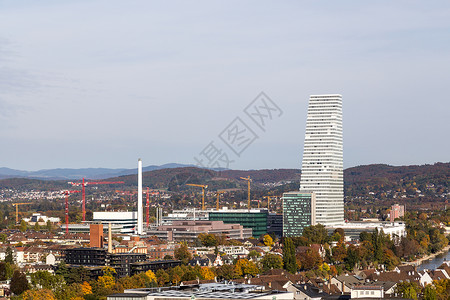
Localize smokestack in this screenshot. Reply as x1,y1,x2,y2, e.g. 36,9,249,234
138,159,143,235
108,222,112,253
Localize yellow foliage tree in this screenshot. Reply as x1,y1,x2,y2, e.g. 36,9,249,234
200,267,215,280
145,270,157,283
263,234,274,247
22,289,56,300
81,281,92,295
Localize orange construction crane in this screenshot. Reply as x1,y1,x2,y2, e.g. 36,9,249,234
216,190,226,211
63,190,81,234
240,176,252,210
12,203,31,224
68,178,124,222
186,184,208,210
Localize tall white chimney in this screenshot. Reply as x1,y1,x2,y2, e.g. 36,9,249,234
137,159,143,235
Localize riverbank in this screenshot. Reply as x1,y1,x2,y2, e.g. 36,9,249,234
401,245,450,267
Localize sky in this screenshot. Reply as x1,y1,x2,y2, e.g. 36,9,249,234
0,0,449,171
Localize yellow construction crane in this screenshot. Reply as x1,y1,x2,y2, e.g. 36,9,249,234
186,184,208,210
263,196,277,211
240,176,252,210
216,190,226,211
12,203,31,224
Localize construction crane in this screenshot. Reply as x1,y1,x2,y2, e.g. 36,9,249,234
240,176,252,210
186,184,208,210
12,203,31,224
143,188,159,228
263,196,277,211
68,178,124,222
216,190,226,211
63,190,81,235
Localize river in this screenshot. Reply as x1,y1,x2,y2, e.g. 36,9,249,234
417,249,450,271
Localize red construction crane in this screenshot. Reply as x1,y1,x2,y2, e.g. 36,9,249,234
63,190,80,235
143,188,159,227
68,178,124,221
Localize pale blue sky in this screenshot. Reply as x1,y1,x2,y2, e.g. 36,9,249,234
1,1,449,170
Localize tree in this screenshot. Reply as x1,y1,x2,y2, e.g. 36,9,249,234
19,220,27,232
297,248,322,270
22,289,56,300
33,222,40,231
5,246,13,264
423,285,437,300
260,253,283,272
234,259,259,277
263,234,274,247
247,250,261,261
10,270,30,295
156,269,170,286
198,233,219,247
344,245,359,271
302,224,328,244
282,237,297,273
216,264,234,280
200,266,215,280
0,262,6,281
175,243,192,265
81,281,92,295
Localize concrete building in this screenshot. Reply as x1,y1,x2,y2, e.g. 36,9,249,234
147,220,252,242
390,204,405,222
93,211,138,234
23,213,60,225
299,94,344,226
327,221,406,242
282,192,316,237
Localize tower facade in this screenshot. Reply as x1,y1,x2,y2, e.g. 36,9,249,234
299,94,344,226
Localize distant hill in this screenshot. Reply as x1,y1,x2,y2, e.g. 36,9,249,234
0,163,447,202
0,163,195,180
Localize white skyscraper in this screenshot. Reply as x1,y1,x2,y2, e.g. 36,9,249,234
299,94,344,226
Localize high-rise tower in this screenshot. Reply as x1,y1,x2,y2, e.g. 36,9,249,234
299,94,344,226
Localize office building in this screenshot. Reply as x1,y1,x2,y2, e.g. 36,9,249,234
147,220,252,242
208,209,268,238
299,94,344,226
282,192,316,237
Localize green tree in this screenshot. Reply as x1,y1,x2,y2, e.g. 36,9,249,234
247,250,261,261
423,285,437,300
4,246,13,264
260,253,283,272
302,224,328,244
216,264,235,280
10,270,30,295
19,220,27,232
174,243,192,265
282,237,297,273
155,269,170,286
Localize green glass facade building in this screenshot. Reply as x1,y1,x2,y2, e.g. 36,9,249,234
282,192,315,237
208,210,268,238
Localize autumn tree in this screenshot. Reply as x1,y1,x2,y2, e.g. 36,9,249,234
22,289,56,300
216,264,234,280
198,233,219,247
263,234,274,247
